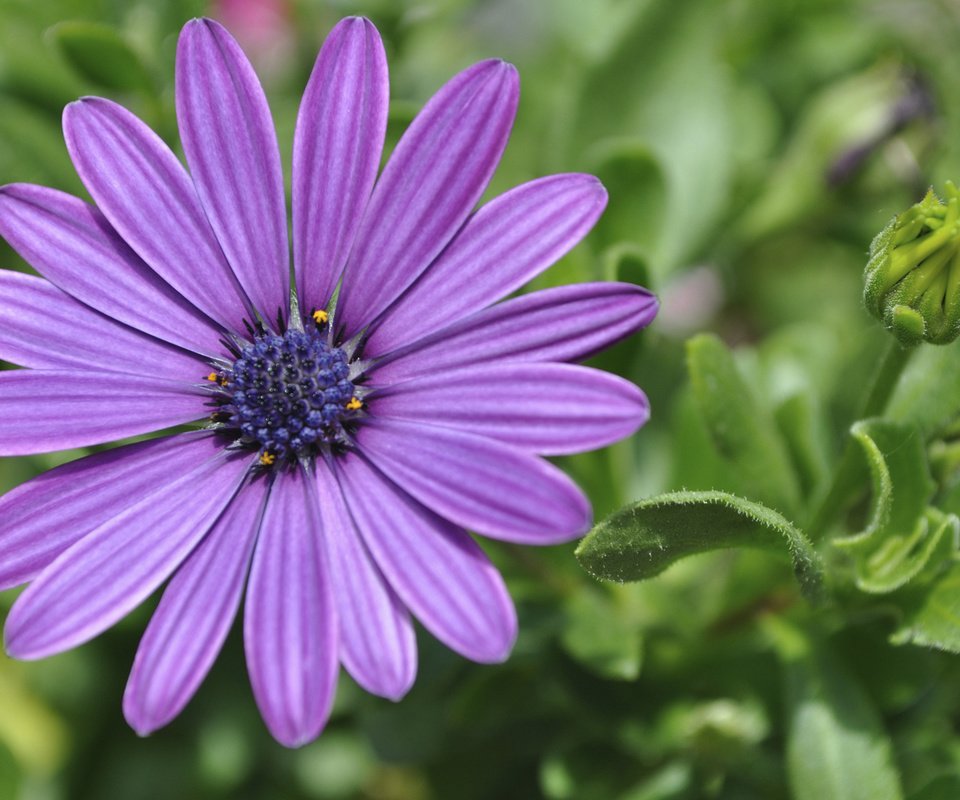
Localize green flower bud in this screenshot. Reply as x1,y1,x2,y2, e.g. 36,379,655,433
864,182,960,346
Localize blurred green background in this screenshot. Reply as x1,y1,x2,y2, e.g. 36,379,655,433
2,0,960,798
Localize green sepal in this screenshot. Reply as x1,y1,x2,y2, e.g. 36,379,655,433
575,490,824,603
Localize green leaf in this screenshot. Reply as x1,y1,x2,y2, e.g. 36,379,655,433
294,732,375,798
575,490,824,603
0,654,68,775
47,21,154,93
577,0,735,277
834,419,955,593
552,0,649,64
0,22,84,112
909,775,960,800
687,333,801,514
0,97,81,192
774,392,830,500
560,588,642,681
668,389,745,496
891,562,960,653
887,342,960,437
768,623,904,800
0,742,19,800
838,420,932,546
587,140,666,259
619,762,693,800
601,242,652,289
655,698,769,764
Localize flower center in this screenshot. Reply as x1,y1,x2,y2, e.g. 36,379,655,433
207,327,361,465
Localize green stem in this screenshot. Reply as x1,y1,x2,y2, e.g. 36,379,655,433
805,339,916,539
860,339,915,418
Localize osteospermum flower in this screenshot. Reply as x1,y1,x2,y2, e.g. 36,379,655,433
0,17,657,746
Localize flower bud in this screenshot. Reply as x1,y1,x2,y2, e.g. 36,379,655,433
864,182,960,345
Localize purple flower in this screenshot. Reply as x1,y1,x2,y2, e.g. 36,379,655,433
0,17,657,747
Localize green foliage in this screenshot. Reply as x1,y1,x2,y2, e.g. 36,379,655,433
47,21,154,93
589,142,666,264
768,622,904,800
891,563,960,653
0,742,20,800
887,341,960,435
577,0,735,277
560,587,643,681
687,333,801,514
576,490,823,602
738,64,907,240
834,419,958,593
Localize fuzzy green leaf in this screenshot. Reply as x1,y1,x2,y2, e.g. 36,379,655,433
687,333,801,514
575,490,823,602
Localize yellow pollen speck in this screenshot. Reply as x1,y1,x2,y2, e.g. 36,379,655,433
312,309,329,324
206,372,219,382
346,397,362,411
259,451,276,466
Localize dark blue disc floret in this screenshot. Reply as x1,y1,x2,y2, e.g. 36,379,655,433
207,327,361,465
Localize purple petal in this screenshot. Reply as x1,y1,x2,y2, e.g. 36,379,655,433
372,363,648,455
334,60,519,338
370,282,659,383
3,443,251,660
0,369,204,455
315,461,416,700
336,452,516,662
0,271,207,381
177,19,289,324
0,433,212,591
355,418,591,543
293,16,388,314
365,174,607,355
244,468,338,748
124,476,269,736
63,98,254,332
0,184,224,355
